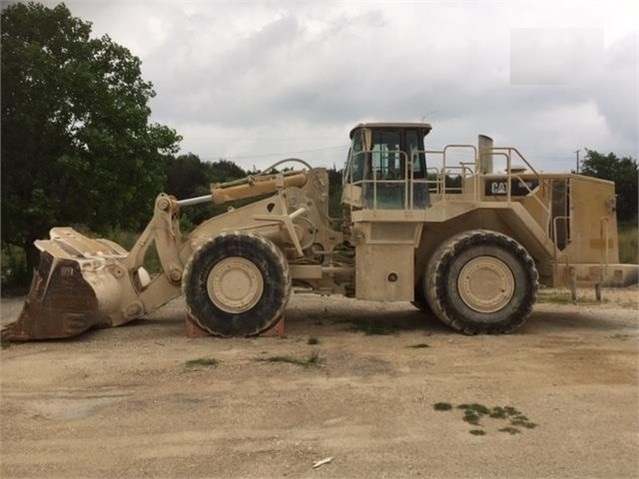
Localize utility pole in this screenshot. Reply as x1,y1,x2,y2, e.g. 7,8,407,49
574,149,580,173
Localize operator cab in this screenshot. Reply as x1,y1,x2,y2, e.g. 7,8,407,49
342,122,432,210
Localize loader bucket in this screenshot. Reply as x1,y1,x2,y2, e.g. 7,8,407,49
1,228,130,341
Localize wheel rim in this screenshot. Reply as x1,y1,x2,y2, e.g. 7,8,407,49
206,257,264,314
457,256,515,313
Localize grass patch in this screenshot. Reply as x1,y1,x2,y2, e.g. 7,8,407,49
184,357,219,368
435,402,538,434
457,403,490,415
462,410,481,425
307,336,320,345
104,228,161,275
344,318,420,335
503,406,521,416
538,290,610,305
511,419,537,428
259,350,323,368
260,355,308,366
433,402,453,411
104,228,138,250
408,343,430,349
348,319,395,335
537,291,607,304
619,223,638,264
537,291,573,304
488,406,507,419
1,340,12,350
610,333,634,340
307,349,322,365
499,426,521,435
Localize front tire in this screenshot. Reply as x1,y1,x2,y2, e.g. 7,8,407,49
182,232,291,336
425,230,538,334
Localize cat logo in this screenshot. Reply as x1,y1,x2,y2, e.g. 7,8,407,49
491,182,507,195
485,178,540,196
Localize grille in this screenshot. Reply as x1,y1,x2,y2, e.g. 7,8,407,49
550,179,570,250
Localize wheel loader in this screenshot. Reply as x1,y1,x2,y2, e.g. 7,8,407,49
3,122,637,340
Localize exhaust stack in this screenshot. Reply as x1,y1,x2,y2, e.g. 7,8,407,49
478,135,494,174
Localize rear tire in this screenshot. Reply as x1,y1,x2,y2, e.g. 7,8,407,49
182,232,291,337
425,230,538,334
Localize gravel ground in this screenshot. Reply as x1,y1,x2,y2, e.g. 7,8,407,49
1,287,638,478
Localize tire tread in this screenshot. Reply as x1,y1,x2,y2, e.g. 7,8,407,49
425,230,539,334
182,231,291,336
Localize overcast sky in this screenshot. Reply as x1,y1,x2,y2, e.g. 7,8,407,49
48,1,638,172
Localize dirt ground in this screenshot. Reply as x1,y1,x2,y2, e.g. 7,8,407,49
1,287,638,479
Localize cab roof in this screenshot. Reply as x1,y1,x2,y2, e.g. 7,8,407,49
349,122,433,139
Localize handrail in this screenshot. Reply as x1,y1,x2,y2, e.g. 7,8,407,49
348,149,410,210
443,144,478,171
439,165,466,196
484,151,514,203
513,173,551,232
459,161,475,176
491,147,551,191
424,150,444,195
344,143,553,213
421,167,440,194
443,145,478,200
371,150,409,210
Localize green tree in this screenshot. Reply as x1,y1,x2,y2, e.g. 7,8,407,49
1,2,181,270
165,155,247,229
166,153,211,200
580,149,638,222
165,155,248,201
205,159,247,184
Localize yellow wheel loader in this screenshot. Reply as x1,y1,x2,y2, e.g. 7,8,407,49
3,123,637,340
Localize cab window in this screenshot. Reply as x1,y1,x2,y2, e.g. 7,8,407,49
405,129,425,178
369,129,402,180
348,130,366,182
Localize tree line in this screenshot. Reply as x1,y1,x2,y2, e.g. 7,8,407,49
579,150,638,224
1,3,637,287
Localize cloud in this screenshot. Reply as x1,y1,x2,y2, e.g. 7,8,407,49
510,28,604,85
45,1,638,170
593,34,638,150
